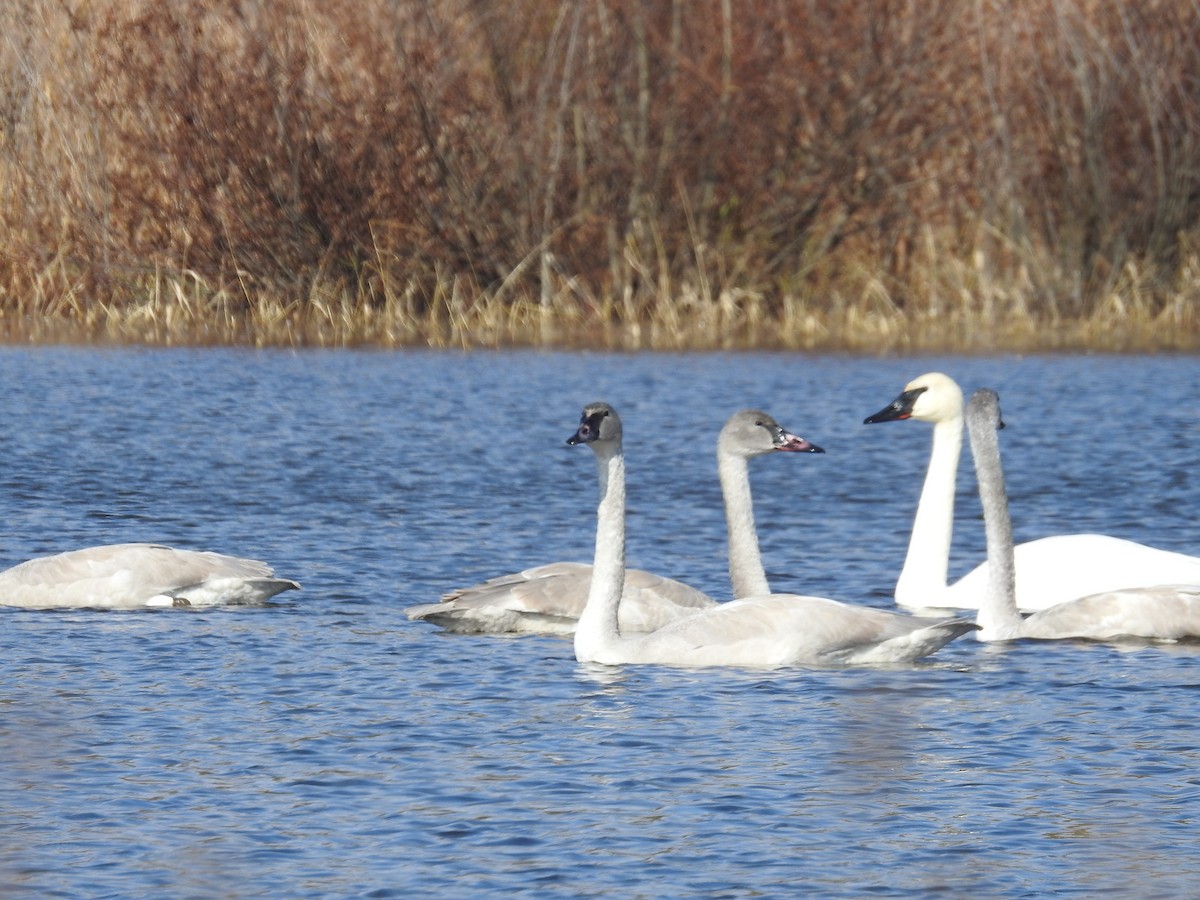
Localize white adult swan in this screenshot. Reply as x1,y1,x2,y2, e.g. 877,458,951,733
568,401,975,667
0,542,300,609
968,388,1200,642
406,409,825,634
865,372,1200,611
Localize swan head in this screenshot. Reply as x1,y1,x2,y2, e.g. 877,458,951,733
967,388,1004,433
863,372,964,425
567,402,622,449
719,409,824,458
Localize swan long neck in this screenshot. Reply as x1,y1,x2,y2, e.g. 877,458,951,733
718,451,771,598
575,445,626,661
895,414,962,606
969,413,1023,638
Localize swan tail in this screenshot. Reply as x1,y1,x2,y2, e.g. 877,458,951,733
855,617,978,663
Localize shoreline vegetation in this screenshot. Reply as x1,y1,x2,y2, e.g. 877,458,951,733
1,1,1198,352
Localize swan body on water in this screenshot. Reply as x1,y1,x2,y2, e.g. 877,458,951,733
968,388,1200,642
0,542,299,609
407,409,824,634
569,402,975,668
408,561,715,635
865,372,1200,611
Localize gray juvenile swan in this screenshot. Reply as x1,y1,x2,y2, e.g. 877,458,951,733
967,388,1200,642
0,542,299,609
406,409,824,634
568,402,975,667
865,372,1200,611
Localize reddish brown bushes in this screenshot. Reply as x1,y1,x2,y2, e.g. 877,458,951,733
0,0,1196,347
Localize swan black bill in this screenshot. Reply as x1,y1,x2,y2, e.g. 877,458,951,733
864,387,927,424
567,406,609,445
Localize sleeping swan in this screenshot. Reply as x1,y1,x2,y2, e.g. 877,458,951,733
0,542,299,609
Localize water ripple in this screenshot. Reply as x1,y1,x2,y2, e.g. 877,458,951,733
0,350,1198,897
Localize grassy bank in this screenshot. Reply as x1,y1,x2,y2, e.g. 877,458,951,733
2,266,1195,352
0,0,1198,351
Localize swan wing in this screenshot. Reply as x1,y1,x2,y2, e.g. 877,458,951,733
1021,584,1200,641
408,563,717,634
628,595,974,667
437,562,593,601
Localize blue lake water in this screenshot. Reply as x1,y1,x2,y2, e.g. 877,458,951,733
0,347,1198,897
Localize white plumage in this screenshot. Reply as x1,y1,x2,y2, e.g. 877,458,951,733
0,542,299,610
569,402,975,668
865,372,1200,611
407,409,823,634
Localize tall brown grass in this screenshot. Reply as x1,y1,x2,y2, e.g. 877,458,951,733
0,0,1197,350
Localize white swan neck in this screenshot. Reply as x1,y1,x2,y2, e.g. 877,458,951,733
575,446,627,661
896,414,962,606
718,451,771,599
